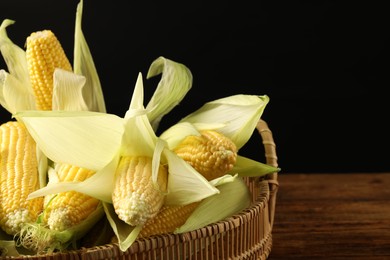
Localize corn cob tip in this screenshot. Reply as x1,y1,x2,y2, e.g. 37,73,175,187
1,209,35,236
45,207,78,232
114,193,151,226
41,164,100,231
112,156,168,226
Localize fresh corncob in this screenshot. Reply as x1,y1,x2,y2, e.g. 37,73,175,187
112,156,168,226
139,202,199,238
16,156,104,254
25,29,72,111
0,121,43,235
42,163,100,231
138,130,237,237
13,28,104,253
173,130,238,180
25,28,101,232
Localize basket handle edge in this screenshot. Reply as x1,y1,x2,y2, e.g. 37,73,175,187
256,119,279,227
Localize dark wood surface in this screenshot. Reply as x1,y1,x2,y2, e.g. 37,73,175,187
268,173,390,259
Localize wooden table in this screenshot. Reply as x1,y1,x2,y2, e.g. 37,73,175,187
268,173,390,259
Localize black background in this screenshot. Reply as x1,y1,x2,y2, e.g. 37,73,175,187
1,1,388,173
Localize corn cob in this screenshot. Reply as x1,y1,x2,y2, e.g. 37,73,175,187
42,163,100,231
15,147,103,253
25,28,101,232
173,130,238,180
112,156,168,226
11,28,104,253
0,121,43,235
25,29,72,111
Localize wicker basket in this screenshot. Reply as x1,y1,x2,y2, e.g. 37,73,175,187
9,119,279,260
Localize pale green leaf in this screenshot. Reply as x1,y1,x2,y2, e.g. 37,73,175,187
122,115,157,157
0,19,31,89
179,94,270,149
209,173,238,186
103,202,142,252
189,122,226,131
42,167,59,207
145,56,193,131
0,20,35,114
152,139,167,189
0,70,6,110
0,240,20,257
121,115,157,157
28,153,120,203
14,110,124,171
122,74,158,157
0,70,35,114
73,0,106,113
47,167,60,185
175,176,251,233
127,72,145,112
36,147,48,189
52,69,89,111
230,155,280,177
159,122,201,150
163,149,219,206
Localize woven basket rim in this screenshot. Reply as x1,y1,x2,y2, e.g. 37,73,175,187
7,179,274,259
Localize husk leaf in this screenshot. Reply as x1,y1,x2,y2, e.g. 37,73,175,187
0,20,35,114
73,0,106,113
14,110,124,171
0,240,20,257
175,176,251,233
146,56,193,131
103,203,142,252
231,155,280,177
159,122,201,150
163,149,219,205
52,69,89,111
179,94,269,149
0,70,35,115
0,19,31,91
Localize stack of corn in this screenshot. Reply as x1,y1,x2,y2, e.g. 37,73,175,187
0,0,105,254
0,22,61,238
21,29,103,249
1,0,279,257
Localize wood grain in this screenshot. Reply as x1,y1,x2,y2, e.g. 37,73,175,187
268,173,390,259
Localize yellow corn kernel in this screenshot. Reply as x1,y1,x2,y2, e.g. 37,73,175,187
42,163,100,231
25,30,72,111
0,121,43,235
112,156,168,226
139,202,200,238
174,130,238,180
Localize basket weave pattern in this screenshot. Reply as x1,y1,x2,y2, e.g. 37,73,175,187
10,120,278,260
